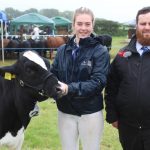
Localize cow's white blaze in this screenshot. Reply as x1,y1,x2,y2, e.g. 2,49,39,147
0,127,24,149
23,51,47,70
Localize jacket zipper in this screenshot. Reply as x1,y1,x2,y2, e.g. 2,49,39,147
136,55,143,128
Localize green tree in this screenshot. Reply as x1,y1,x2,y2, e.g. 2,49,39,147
23,8,38,14
94,18,126,36
59,11,73,21
5,7,22,19
39,9,59,18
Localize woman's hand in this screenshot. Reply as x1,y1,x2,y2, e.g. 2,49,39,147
56,81,68,99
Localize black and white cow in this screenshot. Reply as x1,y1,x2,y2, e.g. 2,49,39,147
0,50,58,150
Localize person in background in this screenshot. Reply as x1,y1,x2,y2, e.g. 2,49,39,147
45,26,52,35
105,6,150,150
19,25,26,40
51,7,110,150
31,25,40,40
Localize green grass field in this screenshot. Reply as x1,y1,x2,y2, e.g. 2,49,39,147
0,36,127,150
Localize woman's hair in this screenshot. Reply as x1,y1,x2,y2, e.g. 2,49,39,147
136,6,150,23
72,7,95,25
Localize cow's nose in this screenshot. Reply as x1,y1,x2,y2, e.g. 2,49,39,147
50,85,60,98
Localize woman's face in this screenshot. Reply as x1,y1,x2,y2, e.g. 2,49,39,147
73,14,93,43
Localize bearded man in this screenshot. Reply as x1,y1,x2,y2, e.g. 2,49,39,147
105,6,150,150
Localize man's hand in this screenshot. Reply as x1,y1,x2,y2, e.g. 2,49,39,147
112,121,118,129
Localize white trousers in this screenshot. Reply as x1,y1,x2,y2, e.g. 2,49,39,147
58,110,104,150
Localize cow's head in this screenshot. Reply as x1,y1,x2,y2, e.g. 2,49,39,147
0,50,59,100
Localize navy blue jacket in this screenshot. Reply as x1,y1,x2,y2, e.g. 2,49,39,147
52,34,110,116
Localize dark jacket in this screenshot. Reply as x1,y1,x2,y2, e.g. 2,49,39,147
105,35,150,129
51,34,110,116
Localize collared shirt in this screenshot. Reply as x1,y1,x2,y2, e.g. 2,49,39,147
136,41,150,56
72,40,80,60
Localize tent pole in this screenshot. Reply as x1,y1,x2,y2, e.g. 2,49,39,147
1,20,4,62
5,21,7,38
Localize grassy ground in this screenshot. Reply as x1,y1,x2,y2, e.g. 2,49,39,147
0,36,127,150
23,100,122,150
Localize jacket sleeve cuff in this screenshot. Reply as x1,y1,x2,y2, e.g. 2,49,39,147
68,84,74,94
106,111,118,123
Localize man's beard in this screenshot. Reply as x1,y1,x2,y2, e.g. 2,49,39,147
136,29,150,45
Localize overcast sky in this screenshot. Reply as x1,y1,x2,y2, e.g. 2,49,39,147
0,0,149,23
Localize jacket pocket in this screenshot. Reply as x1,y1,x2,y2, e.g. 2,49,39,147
78,60,93,81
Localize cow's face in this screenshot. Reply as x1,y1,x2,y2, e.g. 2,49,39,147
0,50,59,99
19,51,59,98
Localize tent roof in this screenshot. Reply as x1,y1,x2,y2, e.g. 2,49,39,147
10,13,55,28
51,16,72,26
0,11,7,21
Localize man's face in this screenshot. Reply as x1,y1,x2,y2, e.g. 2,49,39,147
136,12,150,45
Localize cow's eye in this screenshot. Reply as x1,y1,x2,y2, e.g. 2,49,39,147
26,67,35,75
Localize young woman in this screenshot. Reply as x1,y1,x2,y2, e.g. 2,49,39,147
51,7,110,150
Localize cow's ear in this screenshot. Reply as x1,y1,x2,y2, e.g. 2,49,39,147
43,57,51,71
0,64,17,80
